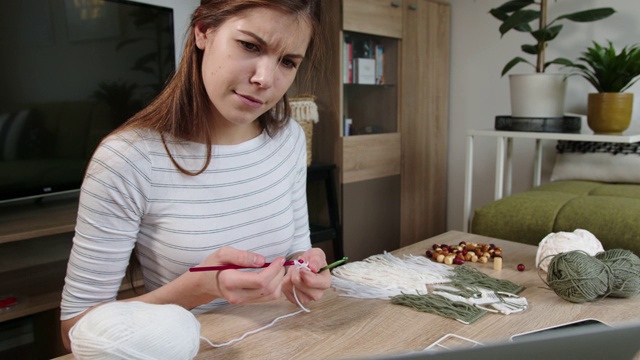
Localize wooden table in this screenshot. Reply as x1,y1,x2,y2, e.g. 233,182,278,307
56,231,640,359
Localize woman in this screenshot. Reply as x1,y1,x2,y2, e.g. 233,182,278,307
60,0,328,350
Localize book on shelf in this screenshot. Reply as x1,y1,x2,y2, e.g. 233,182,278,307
354,58,375,85
343,117,353,136
375,44,384,85
343,41,353,84
343,34,386,85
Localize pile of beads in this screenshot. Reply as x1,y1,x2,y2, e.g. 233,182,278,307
425,241,503,266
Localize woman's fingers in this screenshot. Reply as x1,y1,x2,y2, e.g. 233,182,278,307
217,257,287,304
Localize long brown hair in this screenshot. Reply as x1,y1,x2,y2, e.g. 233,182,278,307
118,0,324,175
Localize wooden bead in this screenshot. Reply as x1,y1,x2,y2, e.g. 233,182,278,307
493,257,503,271
444,255,454,265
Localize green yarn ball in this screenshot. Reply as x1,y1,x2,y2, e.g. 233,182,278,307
595,249,640,298
546,250,613,303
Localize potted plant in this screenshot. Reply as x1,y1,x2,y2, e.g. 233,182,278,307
490,0,615,120
564,41,640,134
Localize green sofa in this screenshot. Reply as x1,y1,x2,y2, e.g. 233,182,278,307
471,180,640,256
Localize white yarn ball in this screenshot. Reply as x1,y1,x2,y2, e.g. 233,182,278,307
69,301,201,360
535,229,605,272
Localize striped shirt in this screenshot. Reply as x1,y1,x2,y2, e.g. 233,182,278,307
60,120,311,320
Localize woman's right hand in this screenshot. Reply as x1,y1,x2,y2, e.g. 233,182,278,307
195,247,288,305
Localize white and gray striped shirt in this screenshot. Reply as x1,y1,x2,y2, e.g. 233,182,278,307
60,120,310,320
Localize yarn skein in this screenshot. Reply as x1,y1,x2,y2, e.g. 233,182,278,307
545,250,613,303
595,249,640,298
69,301,201,360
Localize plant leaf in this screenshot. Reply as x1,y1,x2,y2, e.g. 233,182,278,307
494,0,535,13
502,56,533,76
531,24,563,43
569,40,640,92
489,8,509,22
499,10,539,36
521,44,538,55
555,8,615,23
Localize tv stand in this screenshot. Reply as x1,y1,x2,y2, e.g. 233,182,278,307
0,195,78,245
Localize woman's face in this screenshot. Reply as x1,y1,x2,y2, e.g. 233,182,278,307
195,7,312,130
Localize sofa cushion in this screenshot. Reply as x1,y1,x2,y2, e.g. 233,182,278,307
471,180,640,255
553,195,640,255
471,190,578,246
589,183,640,200
529,180,603,195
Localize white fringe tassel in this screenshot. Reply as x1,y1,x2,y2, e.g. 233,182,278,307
331,252,453,299
289,97,319,123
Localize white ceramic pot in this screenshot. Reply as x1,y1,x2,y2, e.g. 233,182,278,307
509,74,567,118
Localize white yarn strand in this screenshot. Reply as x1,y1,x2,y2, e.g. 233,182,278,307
201,260,312,348
331,252,454,299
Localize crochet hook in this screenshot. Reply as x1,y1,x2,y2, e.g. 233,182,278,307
189,260,297,272
318,257,348,273
189,256,347,273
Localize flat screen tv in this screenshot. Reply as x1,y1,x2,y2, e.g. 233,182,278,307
0,0,175,204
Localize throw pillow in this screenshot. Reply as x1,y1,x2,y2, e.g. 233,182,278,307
550,140,640,184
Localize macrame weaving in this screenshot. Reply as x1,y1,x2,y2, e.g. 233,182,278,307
331,252,526,324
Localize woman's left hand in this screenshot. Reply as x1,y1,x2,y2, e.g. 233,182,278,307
282,248,332,306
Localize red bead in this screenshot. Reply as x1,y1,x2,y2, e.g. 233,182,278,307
517,263,525,272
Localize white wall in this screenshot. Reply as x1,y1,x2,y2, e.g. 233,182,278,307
447,0,640,232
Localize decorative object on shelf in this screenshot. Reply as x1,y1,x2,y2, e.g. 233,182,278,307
494,115,581,133
490,0,615,119
563,41,640,134
289,95,319,166
507,73,567,118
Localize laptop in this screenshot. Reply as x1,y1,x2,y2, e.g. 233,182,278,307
371,320,640,360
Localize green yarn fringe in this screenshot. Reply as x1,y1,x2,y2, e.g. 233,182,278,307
391,293,488,324
391,265,525,324
449,265,524,295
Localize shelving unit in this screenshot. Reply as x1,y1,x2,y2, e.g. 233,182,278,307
296,0,450,261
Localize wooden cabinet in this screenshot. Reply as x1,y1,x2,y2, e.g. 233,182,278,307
400,0,450,247
296,0,449,260
343,0,403,38
0,197,142,358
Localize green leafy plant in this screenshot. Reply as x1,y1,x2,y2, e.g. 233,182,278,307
564,41,640,93
490,0,615,76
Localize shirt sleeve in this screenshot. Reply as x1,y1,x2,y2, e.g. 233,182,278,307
60,131,151,320
287,121,312,257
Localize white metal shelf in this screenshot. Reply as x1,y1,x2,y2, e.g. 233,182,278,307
463,129,640,232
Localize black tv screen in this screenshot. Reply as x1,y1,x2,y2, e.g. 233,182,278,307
0,0,175,203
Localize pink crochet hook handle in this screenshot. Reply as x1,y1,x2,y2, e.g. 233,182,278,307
188,257,347,273
189,260,297,272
